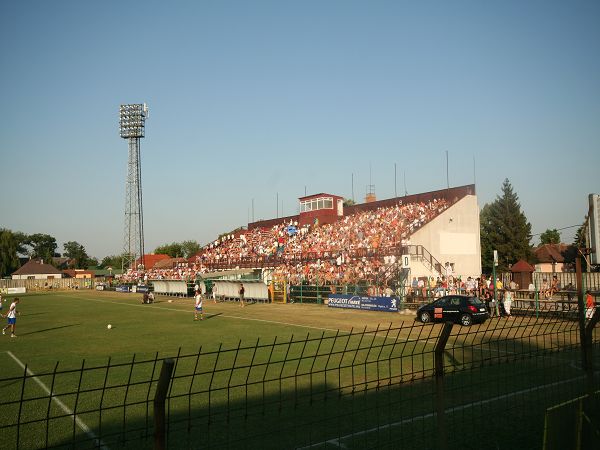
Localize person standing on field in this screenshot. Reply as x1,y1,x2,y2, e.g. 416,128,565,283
586,291,595,320
503,289,513,317
194,287,204,321
239,283,245,308
2,297,20,338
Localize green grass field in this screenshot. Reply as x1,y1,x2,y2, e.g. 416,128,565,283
0,290,419,367
0,290,596,449
0,290,430,449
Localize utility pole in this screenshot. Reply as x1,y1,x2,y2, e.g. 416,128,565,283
446,150,449,190
394,163,397,197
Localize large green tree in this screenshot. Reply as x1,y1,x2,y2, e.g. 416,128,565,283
26,233,58,262
100,254,127,270
480,179,532,273
181,240,201,258
540,229,560,245
154,242,184,258
573,223,586,248
565,222,589,270
154,240,201,258
63,241,91,269
0,228,21,277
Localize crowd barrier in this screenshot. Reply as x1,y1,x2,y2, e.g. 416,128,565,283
152,280,189,296
211,280,269,302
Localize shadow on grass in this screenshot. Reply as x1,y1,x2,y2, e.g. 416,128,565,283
32,361,599,450
20,323,81,336
205,313,222,321
3,316,599,450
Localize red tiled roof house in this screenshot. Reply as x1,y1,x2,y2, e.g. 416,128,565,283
11,259,64,280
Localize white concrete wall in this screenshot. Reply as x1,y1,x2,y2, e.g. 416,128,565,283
405,257,430,279
410,195,481,278
534,262,565,273
12,274,63,280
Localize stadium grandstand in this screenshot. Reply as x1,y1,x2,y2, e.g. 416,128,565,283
122,184,481,292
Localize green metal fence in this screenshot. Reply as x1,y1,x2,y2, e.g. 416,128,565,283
1,307,599,449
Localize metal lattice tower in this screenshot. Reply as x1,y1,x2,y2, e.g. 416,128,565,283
119,103,148,271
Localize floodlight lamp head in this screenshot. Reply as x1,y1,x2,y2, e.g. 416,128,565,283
119,103,148,139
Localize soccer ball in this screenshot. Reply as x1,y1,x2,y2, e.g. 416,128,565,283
107,324,112,329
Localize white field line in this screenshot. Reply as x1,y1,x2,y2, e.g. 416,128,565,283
5,350,108,450
67,296,422,339
69,295,424,341
298,374,587,449
57,296,584,359
66,296,556,352
69,295,344,333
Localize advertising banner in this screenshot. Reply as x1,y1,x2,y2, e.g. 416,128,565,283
327,294,399,312
116,285,130,293
7,287,27,295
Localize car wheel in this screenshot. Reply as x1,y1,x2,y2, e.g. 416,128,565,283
460,314,473,326
419,311,431,323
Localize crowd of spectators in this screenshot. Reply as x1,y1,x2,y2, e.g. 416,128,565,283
121,198,450,286
120,263,209,283
408,274,486,299
196,198,448,263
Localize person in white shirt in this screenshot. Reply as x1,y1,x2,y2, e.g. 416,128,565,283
194,288,204,321
2,297,20,338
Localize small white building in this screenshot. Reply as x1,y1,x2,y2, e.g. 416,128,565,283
11,259,64,280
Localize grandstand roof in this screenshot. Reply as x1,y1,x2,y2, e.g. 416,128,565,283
298,192,343,200
154,257,188,269
249,184,476,230
135,254,171,269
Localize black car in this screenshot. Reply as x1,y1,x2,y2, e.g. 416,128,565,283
416,295,489,326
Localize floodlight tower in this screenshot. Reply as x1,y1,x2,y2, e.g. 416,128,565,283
119,103,149,271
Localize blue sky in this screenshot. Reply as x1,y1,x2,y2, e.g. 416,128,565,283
1,0,599,260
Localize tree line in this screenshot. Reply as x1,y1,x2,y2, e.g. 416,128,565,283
0,229,201,278
0,231,79,277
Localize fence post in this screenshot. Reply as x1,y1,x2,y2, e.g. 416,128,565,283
154,358,175,450
584,309,600,397
534,274,539,318
576,258,587,373
435,322,453,450
316,275,321,304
